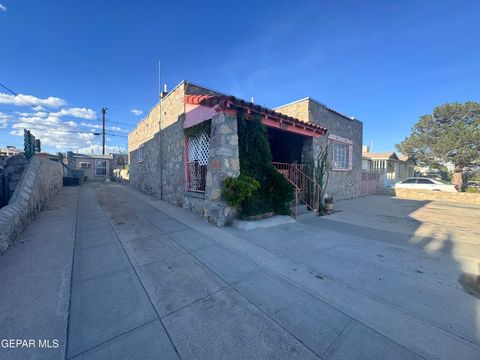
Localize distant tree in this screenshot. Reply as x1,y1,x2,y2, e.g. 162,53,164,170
396,102,480,188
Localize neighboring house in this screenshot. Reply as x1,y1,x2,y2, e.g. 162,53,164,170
64,151,113,182
0,146,23,157
362,147,415,186
128,81,363,225
111,153,128,169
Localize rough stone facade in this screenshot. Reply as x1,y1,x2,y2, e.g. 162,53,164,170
129,82,364,224
0,155,28,208
0,156,63,253
204,112,240,225
128,82,238,225
275,98,363,200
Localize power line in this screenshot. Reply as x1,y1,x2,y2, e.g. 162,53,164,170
0,109,127,137
0,107,132,128
0,82,133,129
105,132,128,138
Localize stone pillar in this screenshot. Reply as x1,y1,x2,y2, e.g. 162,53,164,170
205,112,240,226
301,137,314,164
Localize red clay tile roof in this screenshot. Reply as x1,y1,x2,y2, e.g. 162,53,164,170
185,95,327,135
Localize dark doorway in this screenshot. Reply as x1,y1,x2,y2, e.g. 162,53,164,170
267,127,305,164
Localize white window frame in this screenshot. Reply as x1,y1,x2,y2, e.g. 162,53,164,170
95,159,107,176
137,145,144,163
328,134,353,171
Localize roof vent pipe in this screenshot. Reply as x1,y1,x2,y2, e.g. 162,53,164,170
160,84,168,98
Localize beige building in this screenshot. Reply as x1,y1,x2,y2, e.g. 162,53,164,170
65,152,113,182
362,146,415,186
0,146,23,157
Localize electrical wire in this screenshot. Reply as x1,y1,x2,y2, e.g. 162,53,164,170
0,83,132,134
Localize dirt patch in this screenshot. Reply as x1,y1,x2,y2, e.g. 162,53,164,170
458,273,480,299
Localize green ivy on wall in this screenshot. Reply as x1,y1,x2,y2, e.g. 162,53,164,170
237,111,294,216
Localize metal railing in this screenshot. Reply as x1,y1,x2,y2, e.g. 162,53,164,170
272,162,321,217
185,161,207,193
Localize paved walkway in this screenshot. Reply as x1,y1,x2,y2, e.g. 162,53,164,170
1,183,479,359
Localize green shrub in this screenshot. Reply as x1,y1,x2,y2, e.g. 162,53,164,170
268,170,294,214
222,175,260,208
236,112,294,216
465,186,478,193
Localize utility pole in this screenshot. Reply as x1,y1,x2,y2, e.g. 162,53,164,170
101,107,108,155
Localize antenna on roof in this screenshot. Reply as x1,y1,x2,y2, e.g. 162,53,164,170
251,97,254,103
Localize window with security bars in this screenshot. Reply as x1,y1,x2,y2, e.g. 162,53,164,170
95,160,107,176
185,131,210,193
332,141,349,170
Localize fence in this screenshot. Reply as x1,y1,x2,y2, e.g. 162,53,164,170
361,171,380,195
185,161,207,193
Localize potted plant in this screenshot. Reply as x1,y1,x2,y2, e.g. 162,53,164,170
324,194,334,211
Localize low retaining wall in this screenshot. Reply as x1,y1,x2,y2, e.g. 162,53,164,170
0,156,63,253
394,188,480,205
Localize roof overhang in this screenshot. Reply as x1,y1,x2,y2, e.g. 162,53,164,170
184,95,327,137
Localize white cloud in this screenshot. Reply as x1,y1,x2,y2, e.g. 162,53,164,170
130,109,143,116
0,112,10,128
77,144,126,154
0,3,6,12
0,92,66,108
51,107,96,120
4,91,124,153
80,122,129,133
10,113,98,151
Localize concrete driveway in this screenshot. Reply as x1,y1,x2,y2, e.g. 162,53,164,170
0,184,479,359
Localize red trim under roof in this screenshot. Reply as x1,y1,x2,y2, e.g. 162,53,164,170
185,95,327,136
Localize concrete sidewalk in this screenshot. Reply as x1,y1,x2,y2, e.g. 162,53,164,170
0,186,77,360
1,183,479,359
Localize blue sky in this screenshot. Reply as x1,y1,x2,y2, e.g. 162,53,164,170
0,0,478,154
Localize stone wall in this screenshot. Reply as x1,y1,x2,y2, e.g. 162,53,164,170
128,81,222,156
275,98,363,200
129,110,240,225
309,100,363,200
394,188,480,205
0,155,28,208
204,112,240,226
0,156,63,253
128,81,236,225
129,83,186,199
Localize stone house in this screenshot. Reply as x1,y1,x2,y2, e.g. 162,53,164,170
273,98,363,200
128,81,363,225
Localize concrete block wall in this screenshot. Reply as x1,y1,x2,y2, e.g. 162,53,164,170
0,156,63,253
